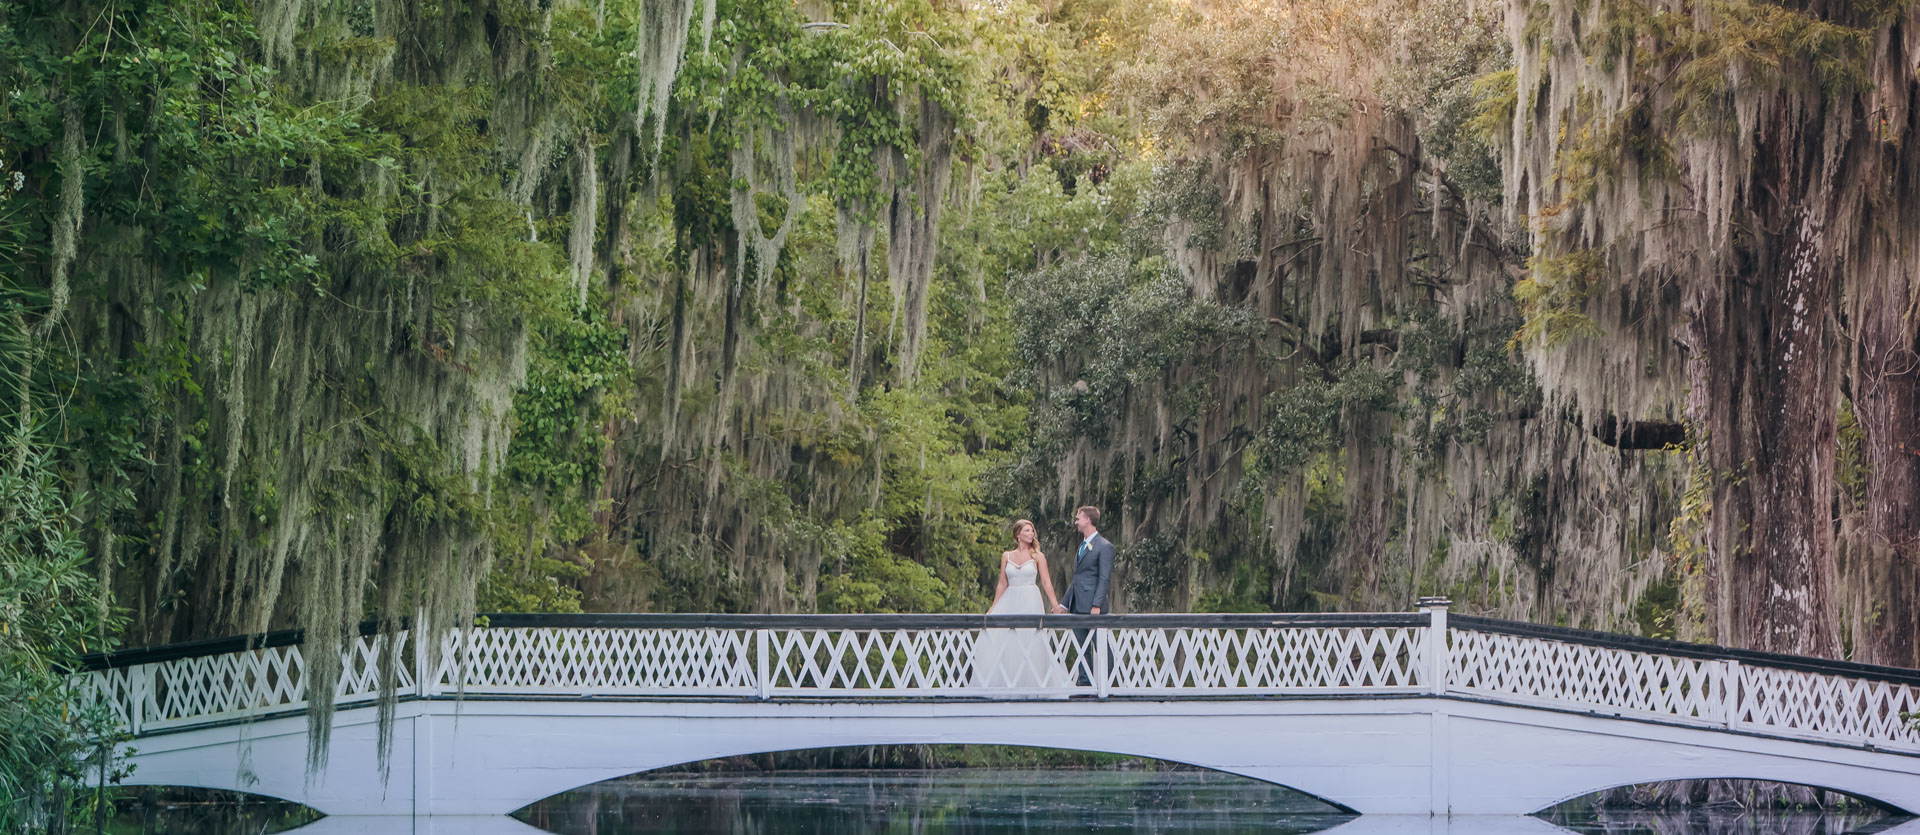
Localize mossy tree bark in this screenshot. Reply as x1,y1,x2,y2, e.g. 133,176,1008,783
1687,108,1848,658
1505,0,1920,659
1845,79,1920,666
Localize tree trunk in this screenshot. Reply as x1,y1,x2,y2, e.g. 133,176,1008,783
1749,203,1842,658
1844,61,1920,666
1850,262,1920,667
1690,102,1845,659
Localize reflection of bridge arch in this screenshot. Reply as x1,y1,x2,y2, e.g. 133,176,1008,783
78,608,1920,817
1533,776,1907,816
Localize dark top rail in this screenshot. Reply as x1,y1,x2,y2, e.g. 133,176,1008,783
73,611,1920,687
72,620,395,673
475,612,1430,630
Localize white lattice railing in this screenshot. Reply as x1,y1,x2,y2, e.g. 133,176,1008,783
1447,630,1724,722
73,608,1920,754
1105,625,1425,694
1443,614,1920,753
433,616,1428,699
443,627,758,696
1736,664,1920,745
73,631,416,735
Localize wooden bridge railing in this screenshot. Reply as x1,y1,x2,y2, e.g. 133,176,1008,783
71,605,1920,752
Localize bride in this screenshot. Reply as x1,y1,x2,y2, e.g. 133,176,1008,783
970,519,1072,688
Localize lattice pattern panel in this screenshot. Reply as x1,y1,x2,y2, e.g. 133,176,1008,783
336,632,416,704
71,666,145,731
1736,665,1920,749
1448,631,1722,723
82,633,416,734
1107,627,1426,693
764,629,1085,694
444,628,756,695
145,645,310,727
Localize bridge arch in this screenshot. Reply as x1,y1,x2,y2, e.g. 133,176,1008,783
451,704,1408,818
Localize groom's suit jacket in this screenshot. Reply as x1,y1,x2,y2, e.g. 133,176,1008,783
1061,533,1115,614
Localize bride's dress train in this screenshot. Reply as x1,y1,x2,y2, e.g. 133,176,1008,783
969,559,1072,688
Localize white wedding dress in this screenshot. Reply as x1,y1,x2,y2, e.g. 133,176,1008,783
969,558,1072,689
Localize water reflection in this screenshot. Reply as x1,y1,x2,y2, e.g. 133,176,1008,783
88,809,1920,834
92,772,1919,834
1545,807,1904,835
510,769,1913,835
99,786,319,834
262,814,1920,835
515,768,1354,833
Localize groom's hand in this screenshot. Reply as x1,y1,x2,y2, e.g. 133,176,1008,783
1090,606,1101,615
1052,603,1067,614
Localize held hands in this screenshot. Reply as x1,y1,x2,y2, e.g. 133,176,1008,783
1052,603,1067,614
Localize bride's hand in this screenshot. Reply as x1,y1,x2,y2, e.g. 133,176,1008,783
1052,603,1066,614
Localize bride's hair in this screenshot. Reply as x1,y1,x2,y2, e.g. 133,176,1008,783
1011,519,1035,542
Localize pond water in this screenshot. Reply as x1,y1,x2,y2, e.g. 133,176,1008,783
104,769,1913,834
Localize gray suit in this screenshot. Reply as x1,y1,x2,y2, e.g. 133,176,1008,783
1061,533,1115,687
1060,534,1115,614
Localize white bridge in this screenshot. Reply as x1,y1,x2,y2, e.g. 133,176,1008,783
75,602,1920,825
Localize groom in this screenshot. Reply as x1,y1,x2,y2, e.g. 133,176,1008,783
1054,505,1114,686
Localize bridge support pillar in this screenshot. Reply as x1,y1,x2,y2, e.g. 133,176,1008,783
1417,597,1452,815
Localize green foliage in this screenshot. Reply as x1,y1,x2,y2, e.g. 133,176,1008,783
506,301,630,535
476,542,587,615
1665,435,1714,642
0,448,128,833
817,517,951,613
1115,0,1302,159
1378,0,1511,204
0,267,126,829
0,0,1735,768
1632,575,1683,640
1249,362,1398,477
1404,305,1537,462
1143,161,1225,251
2,0,577,605
1013,254,1259,414
1514,249,1607,347
1192,549,1275,614
1527,0,1889,214
485,298,626,614
1835,398,1868,510
1662,0,1881,119
672,0,976,217
1469,68,1519,148
1122,533,1186,612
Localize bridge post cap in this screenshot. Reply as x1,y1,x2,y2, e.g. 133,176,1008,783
1414,596,1453,610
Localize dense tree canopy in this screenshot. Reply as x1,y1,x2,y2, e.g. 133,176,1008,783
2,0,1916,824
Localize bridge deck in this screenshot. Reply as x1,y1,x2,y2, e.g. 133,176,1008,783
72,604,1920,816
